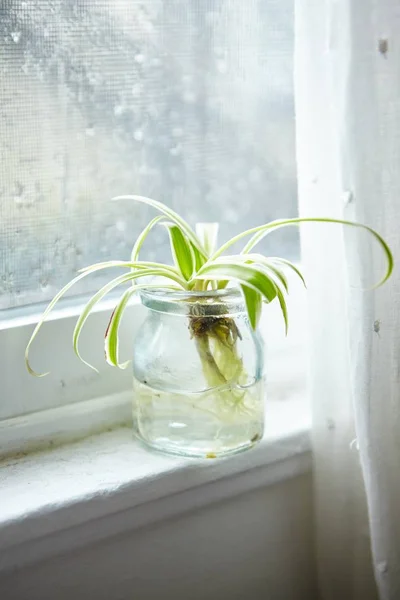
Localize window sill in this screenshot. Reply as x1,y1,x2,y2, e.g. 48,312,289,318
0,396,311,574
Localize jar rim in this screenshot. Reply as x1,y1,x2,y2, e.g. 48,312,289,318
139,286,246,317
140,286,242,300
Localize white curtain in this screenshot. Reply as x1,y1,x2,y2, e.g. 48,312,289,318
295,1,400,599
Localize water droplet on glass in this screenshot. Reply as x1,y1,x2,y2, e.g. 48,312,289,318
133,130,143,141
11,32,21,43
134,53,145,64
85,125,95,137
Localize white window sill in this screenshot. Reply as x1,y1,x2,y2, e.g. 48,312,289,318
0,397,311,574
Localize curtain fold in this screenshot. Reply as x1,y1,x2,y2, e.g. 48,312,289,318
295,1,400,599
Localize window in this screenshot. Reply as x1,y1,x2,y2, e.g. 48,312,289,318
0,1,304,453
1,0,297,310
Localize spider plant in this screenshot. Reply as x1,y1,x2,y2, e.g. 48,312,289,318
25,195,393,394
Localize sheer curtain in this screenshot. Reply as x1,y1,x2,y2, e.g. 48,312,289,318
295,1,400,599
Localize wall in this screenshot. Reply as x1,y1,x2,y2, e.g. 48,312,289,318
1,473,317,600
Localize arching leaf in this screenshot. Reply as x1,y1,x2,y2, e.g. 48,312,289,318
131,215,165,263
193,262,278,305
104,283,179,368
113,194,207,260
211,217,393,288
241,285,262,329
73,270,181,370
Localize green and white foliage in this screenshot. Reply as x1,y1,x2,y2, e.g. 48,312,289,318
26,195,393,376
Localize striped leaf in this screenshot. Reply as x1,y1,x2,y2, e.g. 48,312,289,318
164,223,195,280
113,194,207,260
104,283,179,368
212,217,393,288
73,271,181,370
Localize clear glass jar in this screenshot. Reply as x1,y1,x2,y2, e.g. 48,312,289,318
132,288,265,458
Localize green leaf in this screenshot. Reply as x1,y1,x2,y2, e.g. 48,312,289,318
113,194,207,260
274,282,289,334
104,283,179,368
73,270,181,370
241,285,262,329
215,254,289,293
260,263,289,293
212,217,393,288
25,268,107,377
104,288,134,369
247,255,289,293
190,242,206,271
216,279,229,290
131,215,165,263
242,260,289,332
193,262,278,304
269,257,307,288
195,222,219,256
26,261,186,376
78,260,188,289
73,272,134,372
79,259,180,276
163,223,195,280
27,196,393,378
193,262,292,332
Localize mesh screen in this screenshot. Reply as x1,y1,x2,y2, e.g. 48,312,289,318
0,0,297,310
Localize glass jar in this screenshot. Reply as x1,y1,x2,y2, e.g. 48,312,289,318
132,288,265,458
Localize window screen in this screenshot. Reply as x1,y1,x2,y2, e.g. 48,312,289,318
0,0,297,310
